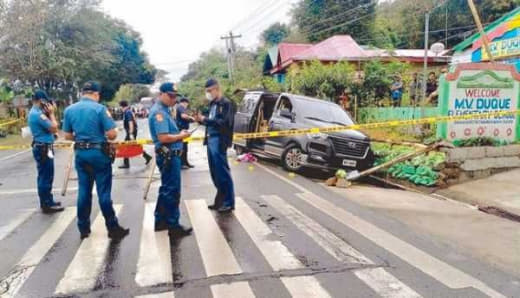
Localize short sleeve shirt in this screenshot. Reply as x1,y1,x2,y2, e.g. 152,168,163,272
148,101,183,150
62,97,116,143
28,106,54,144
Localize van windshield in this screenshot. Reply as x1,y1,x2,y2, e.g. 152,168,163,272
298,99,354,126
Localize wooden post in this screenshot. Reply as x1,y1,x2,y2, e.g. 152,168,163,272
467,0,495,62
143,159,156,200
61,144,74,196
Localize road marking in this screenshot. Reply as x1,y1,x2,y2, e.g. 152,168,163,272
211,281,256,298
184,200,243,276
0,209,35,241
0,149,31,163
135,203,172,287
256,162,506,298
263,195,421,298
234,197,331,298
0,187,79,196
0,208,76,297
55,205,123,295
135,292,174,298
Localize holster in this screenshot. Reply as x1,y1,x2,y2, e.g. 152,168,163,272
156,146,173,171
102,143,116,164
33,142,51,163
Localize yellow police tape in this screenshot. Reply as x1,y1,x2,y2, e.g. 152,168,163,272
0,109,518,151
0,118,23,128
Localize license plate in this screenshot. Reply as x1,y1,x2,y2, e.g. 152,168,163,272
342,159,357,167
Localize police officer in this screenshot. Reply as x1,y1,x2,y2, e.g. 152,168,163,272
118,100,152,169
149,82,192,237
28,90,64,214
62,81,129,240
196,79,235,213
176,97,195,169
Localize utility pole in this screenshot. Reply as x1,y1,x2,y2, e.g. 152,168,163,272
221,31,242,83
422,13,430,103
467,0,495,62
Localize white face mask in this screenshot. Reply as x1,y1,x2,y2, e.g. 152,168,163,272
205,92,214,101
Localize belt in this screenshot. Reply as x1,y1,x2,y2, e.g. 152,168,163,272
155,148,183,157
74,142,104,150
32,142,53,148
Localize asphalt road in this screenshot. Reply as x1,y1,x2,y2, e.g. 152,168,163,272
0,119,519,298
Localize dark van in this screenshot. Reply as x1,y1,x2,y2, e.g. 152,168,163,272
234,91,374,172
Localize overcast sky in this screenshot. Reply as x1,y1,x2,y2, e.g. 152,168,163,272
101,0,298,82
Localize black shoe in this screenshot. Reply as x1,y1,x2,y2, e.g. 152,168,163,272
52,201,62,207
108,226,130,240
208,204,221,210
118,165,130,169
80,231,90,240
181,165,190,170
42,205,65,214
186,163,195,168
217,206,234,213
154,222,169,232
168,225,193,238
144,155,152,165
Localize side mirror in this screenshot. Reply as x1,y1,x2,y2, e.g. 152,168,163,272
280,109,295,121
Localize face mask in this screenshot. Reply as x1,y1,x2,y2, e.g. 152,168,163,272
205,92,213,101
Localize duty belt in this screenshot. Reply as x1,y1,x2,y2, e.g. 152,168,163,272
32,142,53,149
74,142,104,150
155,148,183,157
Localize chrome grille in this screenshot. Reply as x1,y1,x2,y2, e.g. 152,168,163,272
330,137,368,157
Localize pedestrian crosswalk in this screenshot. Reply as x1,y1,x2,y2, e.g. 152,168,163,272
0,192,508,298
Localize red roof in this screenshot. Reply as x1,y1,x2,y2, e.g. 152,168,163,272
293,35,367,62
278,43,313,65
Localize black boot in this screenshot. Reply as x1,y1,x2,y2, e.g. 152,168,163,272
144,153,152,165
42,205,65,214
168,225,193,238
108,225,130,240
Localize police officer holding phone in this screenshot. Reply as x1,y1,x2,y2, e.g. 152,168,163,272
63,81,129,240
149,82,192,238
118,100,152,169
28,90,64,214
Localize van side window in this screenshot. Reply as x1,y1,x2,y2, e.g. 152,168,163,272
276,97,293,115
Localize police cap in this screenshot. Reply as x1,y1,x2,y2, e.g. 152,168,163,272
82,81,101,93
204,79,219,89
32,90,49,101
159,82,179,94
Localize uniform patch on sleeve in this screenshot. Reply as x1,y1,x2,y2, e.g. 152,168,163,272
106,110,113,118
155,113,164,122
40,114,48,120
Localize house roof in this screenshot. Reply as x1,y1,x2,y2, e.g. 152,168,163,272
453,7,520,52
292,35,367,61
277,43,313,64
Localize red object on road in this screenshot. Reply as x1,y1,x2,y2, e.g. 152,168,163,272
116,144,144,158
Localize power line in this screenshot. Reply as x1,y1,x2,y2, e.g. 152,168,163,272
305,10,377,37
238,0,292,35
231,0,280,32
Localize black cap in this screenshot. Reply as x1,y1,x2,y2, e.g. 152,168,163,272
159,82,178,94
205,79,218,88
82,81,101,93
119,100,129,107
179,97,190,103
32,90,49,101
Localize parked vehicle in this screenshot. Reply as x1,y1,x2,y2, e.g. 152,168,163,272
233,91,374,173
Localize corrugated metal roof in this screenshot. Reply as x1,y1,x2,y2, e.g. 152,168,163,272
278,43,313,64
292,35,367,61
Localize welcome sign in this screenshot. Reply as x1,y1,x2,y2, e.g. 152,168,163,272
438,64,520,142
481,36,520,61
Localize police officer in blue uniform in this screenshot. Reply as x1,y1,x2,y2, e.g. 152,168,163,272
176,97,195,169
196,79,236,213
149,82,192,237
63,81,129,240
118,100,152,169
28,90,64,214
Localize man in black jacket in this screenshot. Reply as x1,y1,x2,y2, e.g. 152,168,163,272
196,79,235,213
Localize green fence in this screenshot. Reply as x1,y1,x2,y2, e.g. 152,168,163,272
357,107,439,123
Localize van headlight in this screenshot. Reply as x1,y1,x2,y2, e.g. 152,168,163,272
307,133,328,140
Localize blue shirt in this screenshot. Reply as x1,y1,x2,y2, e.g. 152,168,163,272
148,101,183,150
28,106,54,144
123,109,136,132
176,104,189,130
62,97,116,143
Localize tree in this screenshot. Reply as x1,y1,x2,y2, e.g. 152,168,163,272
112,84,151,104
261,23,290,45
291,0,376,42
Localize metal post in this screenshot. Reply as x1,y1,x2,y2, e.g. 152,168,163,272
422,12,430,104
467,0,495,62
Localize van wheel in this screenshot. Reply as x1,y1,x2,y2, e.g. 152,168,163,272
282,145,304,172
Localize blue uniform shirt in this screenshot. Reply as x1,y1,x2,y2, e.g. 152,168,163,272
62,97,116,143
28,106,54,144
176,105,190,130
149,101,183,151
123,109,136,132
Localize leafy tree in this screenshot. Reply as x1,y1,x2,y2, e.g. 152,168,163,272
358,60,409,106
292,0,376,42
112,84,151,104
261,23,290,45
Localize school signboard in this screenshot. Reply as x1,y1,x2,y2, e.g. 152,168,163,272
437,63,520,142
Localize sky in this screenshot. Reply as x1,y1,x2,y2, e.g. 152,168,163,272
101,0,298,82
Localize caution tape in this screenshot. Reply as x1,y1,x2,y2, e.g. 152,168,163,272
0,109,518,151
0,118,23,128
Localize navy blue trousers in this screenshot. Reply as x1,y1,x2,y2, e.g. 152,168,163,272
156,155,182,228
32,146,55,208
207,136,235,208
75,149,119,233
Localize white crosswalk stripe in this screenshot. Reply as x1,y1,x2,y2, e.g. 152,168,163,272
234,197,332,298
135,292,175,298
54,205,123,295
0,207,76,297
136,202,173,287
263,195,421,298
0,209,35,241
211,281,256,298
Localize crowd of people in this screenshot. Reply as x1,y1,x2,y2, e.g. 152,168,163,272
27,79,236,241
